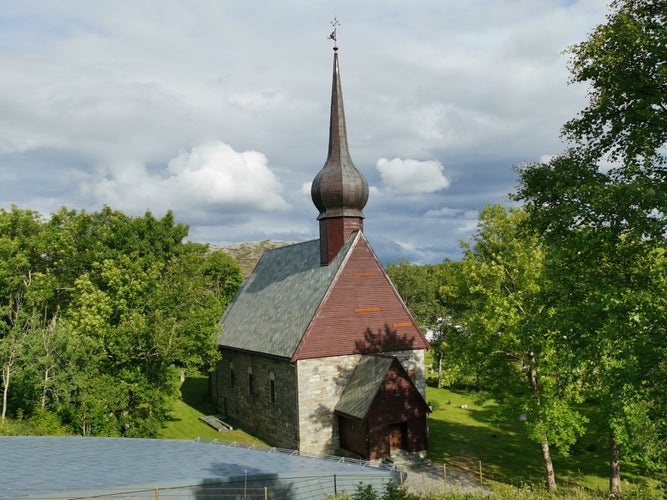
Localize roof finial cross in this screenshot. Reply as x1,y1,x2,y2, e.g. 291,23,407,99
328,17,339,50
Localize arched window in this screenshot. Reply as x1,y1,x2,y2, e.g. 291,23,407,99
229,361,236,389
269,371,276,404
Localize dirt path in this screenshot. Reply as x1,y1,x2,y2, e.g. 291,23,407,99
400,460,491,496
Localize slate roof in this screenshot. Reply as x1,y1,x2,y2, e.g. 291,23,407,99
333,355,399,421
217,235,356,359
0,436,395,498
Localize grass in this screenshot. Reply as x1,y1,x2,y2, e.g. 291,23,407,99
159,376,263,445
161,377,663,497
425,386,663,497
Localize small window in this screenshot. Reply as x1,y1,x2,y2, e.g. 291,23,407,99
248,367,254,395
229,362,236,389
269,372,276,404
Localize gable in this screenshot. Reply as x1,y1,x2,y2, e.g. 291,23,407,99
367,358,431,421
334,355,393,420
335,355,429,421
217,238,352,358
292,233,429,361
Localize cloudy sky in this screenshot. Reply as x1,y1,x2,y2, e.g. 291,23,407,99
1,1,610,264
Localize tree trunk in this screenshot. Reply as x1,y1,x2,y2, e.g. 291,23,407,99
526,352,557,492
436,355,442,389
41,368,50,409
1,365,10,422
540,433,557,492
609,432,621,497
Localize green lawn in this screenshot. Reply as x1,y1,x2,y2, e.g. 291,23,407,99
159,376,263,445
426,386,663,496
161,377,662,497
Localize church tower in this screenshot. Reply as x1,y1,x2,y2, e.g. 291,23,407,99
214,32,430,460
311,45,369,265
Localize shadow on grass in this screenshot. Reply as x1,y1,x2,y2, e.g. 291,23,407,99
180,377,217,415
426,388,664,493
426,387,604,488
428,416,545,485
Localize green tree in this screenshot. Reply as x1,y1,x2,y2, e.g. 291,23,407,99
516,0,667,494
446,205,587,492
0,207,51,423
386,259,472,388
563,0,666,166
0,205,244,437
387,260,443,384
64,211,242,436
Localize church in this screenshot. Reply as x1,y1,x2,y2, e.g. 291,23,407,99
211,42,431,461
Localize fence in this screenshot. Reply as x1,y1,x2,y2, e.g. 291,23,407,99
1,438,401,500
1,473,394,500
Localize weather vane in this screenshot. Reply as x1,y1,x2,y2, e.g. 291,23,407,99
328,17,339,49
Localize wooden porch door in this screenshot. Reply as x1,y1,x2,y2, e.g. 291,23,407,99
389,422,407,451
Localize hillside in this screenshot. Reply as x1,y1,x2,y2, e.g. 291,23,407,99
218,240,296,276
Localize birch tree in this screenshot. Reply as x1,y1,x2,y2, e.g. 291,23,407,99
516,0,667,493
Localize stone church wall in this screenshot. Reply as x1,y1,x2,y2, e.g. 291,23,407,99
212,348,427,456
386,349,427,398
214,349,299,450
296,354,362,455
296,350,426,456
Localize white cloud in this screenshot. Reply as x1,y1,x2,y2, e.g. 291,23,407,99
425,207,459,218
0,0,612,263
375,158,450,194
369,186,383,198
82,141,289,216
228,91,286,110
167,141,288,210
425,207,479,219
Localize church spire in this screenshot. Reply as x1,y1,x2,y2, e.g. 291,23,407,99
311,37,369,266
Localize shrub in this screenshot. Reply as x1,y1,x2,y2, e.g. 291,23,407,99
352,483,378,500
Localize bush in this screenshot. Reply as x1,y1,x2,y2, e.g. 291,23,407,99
381,481,417,500
29,408,69,436
352,483,378,500
333,482,416,500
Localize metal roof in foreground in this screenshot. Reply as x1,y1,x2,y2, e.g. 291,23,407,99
0,436,398,499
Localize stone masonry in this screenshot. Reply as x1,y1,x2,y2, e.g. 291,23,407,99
215,349,299,450
296,350,426,456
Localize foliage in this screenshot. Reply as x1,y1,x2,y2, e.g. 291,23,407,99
443,205,589,491
387,259,474,388
331,481,417,500
515,0,667,493
563,0,667,166
386,260,443,328
426,386,664,497
0,205,243,437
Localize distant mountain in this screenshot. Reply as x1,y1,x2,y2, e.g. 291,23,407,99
218,240,296,276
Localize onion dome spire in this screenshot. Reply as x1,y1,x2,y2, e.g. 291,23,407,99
311,31,369,265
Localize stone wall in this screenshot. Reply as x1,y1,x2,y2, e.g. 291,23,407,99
296,354,361,455
214,349,299,450
212,348,427,456
295,349,427,456
387,349,427,398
